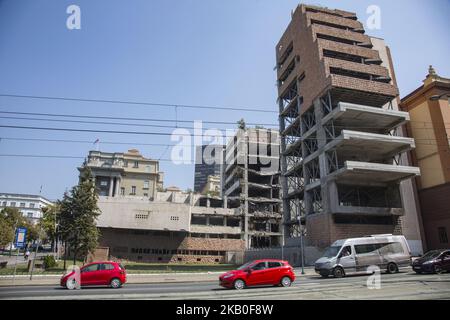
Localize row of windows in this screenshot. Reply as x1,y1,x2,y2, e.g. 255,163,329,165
129,248,226,256
353,242,404,255
1,201,36,208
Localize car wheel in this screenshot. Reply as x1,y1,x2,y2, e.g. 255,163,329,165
110,278,122,289
233,279,245,290
280,276,292,287
387,262,398,274
434,265,443,274
333,267,345,278
65,278,78,290
414,270,422,274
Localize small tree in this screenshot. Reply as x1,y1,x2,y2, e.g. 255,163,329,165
0,211,14,248
0,208,38,248
59,167,101,265
39,204,60,251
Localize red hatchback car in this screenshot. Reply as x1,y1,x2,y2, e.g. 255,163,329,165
60,261,126,289
219,259,296,290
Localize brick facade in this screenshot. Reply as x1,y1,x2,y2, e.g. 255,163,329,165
306,213,400,248
99,227,245,264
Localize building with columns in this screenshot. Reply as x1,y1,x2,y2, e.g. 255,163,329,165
401,66,450,251
79,149,164,200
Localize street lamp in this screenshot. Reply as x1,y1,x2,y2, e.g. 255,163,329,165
297,213,305,275
429,93,450,101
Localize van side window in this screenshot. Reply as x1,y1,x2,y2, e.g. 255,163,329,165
355,244,376,255
388,243,403,254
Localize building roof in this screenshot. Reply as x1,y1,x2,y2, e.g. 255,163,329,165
0,193,53,203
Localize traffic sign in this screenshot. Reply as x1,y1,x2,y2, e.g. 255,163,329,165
15,227,27,249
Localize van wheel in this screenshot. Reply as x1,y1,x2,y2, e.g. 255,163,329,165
110,278,122,288
233,279,245,290
333,267,345,278
387,263,398,274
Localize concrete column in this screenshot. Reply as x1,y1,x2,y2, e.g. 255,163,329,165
108,177,114,197
223,216,227,227
114,177,121,197
223,195,228,209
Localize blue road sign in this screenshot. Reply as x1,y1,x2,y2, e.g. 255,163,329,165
15,227,27,249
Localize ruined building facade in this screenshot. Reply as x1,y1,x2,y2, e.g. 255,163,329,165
276,4,422,252
222,127,283,249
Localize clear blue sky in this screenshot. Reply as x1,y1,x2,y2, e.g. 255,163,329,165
0,0,449,201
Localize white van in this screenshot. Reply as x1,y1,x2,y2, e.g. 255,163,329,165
314,234,411,278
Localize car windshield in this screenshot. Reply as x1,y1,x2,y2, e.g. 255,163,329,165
421,250,442,260
237,262,254,270
322,246,342,258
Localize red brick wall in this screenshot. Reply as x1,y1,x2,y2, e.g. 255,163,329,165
306,213,400,248
98,228,245,264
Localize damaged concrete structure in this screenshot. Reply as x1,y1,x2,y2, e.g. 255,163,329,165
80,150,245,264
276,4,422,251
96,191,244,264
222,127,283,249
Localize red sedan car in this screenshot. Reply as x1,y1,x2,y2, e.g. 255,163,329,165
219,259,296,290
60,261,126,289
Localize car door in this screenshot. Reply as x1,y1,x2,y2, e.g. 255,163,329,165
337,245,356,274
355,244,383,272
441,251,450,271
80,263,100,286
267,261,283,284
246,262,268,286
101,263,117,284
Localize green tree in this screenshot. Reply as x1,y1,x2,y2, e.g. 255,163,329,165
59,167,101,264
0,212,14,247
0,207,38,247
39,204,60,250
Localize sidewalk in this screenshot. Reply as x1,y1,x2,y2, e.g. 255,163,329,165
0,267,316,286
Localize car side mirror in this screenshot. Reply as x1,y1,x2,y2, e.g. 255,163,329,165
246,268,252,273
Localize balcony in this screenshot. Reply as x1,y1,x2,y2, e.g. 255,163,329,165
324,130,415,161
318,39,380,61
312,24,370,44
328,160,420,185
306,11,363,31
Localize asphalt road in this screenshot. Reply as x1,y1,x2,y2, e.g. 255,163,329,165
1,271,450,300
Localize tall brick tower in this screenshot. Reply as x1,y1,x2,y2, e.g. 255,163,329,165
276,4,422,249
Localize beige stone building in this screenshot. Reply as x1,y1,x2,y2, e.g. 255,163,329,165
401,66,450,251
79,149,164,200
201,175,221,195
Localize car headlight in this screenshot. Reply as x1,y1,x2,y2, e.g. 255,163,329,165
422,261,433,265
223,273,234,279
